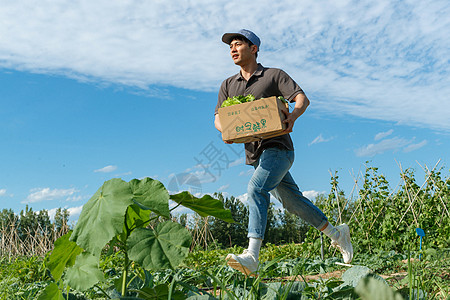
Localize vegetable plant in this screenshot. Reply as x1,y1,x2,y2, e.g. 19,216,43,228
221,95,287,108
39,177,235,299
221,94,256,107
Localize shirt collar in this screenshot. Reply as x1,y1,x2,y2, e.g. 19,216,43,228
237,63,264,81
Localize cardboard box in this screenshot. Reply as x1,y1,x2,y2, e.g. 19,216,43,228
218,96,289,143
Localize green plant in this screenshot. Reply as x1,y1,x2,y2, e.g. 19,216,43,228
38,177,235,299
221,94,256,107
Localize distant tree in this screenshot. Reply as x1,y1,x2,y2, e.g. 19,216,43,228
209,193,248,248
209,193,311,248
0,208,18,233
54,208,70,233
178,213,188,228
264,204,309,245
264,203,282,244
18,205,37,240
279,210,309,244
37,209,52,233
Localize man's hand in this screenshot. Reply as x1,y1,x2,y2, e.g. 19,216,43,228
215,114,234,143
282,109,296,133
282,93,310,133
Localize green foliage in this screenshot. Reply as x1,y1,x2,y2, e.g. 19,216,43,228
65,252,105,291
37,282,65,300
207,193,308,249
70,178,136,257
307,164,450,256
0,206,70,257
1,163,449,299
127,222,192,270
47,231,83,281
264,204,309,245
41,177,234,298
220,94,256,107
208,193,249,248
171,192,234,223
53,208,70,232
355,277,404,300
128,177,171,218
0,208,19,231
2,247,449,299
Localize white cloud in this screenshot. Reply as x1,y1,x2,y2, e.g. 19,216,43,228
218,184,230,191
355,137,411,157
236,193,249,206
68,205,83,219
167,172,204,195
302,190,323,200
0,189,6,196
229,157,245,167
66,195,85,202
169,204,195,216
47,208,58,221
239,169,254,177
357,130,428,156
0,1,449,131
23,187,78,204
403,139,428,153
94,165,117,173
48,205,84,223
308,134,334,146
374,129,394,141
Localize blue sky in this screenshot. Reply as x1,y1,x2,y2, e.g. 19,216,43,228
1,0,449,223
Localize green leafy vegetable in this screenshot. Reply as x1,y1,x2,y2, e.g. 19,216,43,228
221,94,256,107
221,94,288,107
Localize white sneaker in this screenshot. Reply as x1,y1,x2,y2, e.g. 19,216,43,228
331,224,353,264
226,250,258,276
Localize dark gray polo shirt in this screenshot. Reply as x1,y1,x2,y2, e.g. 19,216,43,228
215,64,305,165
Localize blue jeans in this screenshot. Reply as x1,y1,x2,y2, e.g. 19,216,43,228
247,147,328,239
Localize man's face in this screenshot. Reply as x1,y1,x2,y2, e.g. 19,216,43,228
229,39,257,66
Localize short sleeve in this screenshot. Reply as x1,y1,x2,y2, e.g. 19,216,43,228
277,70,304,102
215,80,228,115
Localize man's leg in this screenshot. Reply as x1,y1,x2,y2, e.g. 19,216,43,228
272,170,353,263
227,148,292,275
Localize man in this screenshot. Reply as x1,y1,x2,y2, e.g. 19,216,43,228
214,29,353,276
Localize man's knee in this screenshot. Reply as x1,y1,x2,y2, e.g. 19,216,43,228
247,181,264,197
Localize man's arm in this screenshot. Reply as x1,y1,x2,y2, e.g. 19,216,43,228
214,113,234,144
282,93,310,133
214,113,222,132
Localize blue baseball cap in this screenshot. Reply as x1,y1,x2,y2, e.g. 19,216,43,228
222,29,261,50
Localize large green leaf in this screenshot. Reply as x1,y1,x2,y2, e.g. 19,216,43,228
65,252,104,291
170,192,235,223
47,231,83,281
37,283,64,300
138,284,185,300
355,277,404,300
127,221,192,270
125,204,152,232
129,178,170,218
70,178,134,256
341,266,387,288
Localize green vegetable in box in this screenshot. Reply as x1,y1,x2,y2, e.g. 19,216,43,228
221,94,287,108
221,94,255,107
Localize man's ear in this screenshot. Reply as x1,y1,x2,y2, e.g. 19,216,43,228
251,45,258,54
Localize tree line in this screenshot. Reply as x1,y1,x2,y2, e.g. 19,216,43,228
0,206,70,257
